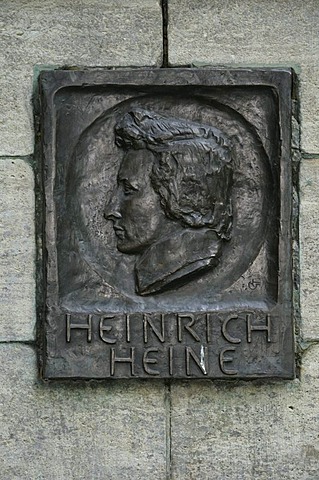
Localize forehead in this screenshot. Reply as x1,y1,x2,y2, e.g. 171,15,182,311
118,149,154,180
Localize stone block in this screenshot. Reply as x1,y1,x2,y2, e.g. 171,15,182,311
0,344,166,479
0,0,162,156
170,346,319,479
168,0,319,153
300,158,319,339
0,159,36,341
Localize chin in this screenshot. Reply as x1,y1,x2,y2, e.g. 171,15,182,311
117,242,143,254
117,240,145,254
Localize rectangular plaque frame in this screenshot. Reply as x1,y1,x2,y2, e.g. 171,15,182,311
39,68,295,379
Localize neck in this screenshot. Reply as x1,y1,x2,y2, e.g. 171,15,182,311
135,227,222,295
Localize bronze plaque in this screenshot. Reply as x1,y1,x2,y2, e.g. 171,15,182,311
39,68,295,379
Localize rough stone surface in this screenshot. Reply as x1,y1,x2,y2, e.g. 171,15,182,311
170,346,319,479
0,159,36,341
0,0,162,156
168,0,319,153
0,344,167,479
300,158,319,339
1,4,319,479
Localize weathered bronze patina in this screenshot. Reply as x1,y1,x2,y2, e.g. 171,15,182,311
39,68,294,379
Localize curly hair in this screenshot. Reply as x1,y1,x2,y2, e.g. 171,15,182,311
115,108,233,239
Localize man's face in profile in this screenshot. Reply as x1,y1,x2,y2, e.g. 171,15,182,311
106,149,166,254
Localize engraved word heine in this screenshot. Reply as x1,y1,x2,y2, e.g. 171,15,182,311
106,108,233,296
39,68,295,379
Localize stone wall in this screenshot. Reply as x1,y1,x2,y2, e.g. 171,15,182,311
0,1,318,478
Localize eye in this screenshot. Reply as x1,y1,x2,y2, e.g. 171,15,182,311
122,180,138,195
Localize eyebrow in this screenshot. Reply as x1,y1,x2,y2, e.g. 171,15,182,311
118,177,139,190
118,175,127,183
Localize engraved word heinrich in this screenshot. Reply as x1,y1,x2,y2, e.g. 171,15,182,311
40,68,295,379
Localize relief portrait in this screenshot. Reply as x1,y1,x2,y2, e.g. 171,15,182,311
63,94,275,311
106,109,233,295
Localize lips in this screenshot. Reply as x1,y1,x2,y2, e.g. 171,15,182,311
113,225,125,240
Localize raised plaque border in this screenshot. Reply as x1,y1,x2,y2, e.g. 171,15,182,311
38,68,295,380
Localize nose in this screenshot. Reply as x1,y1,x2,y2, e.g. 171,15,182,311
104,194,122,221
